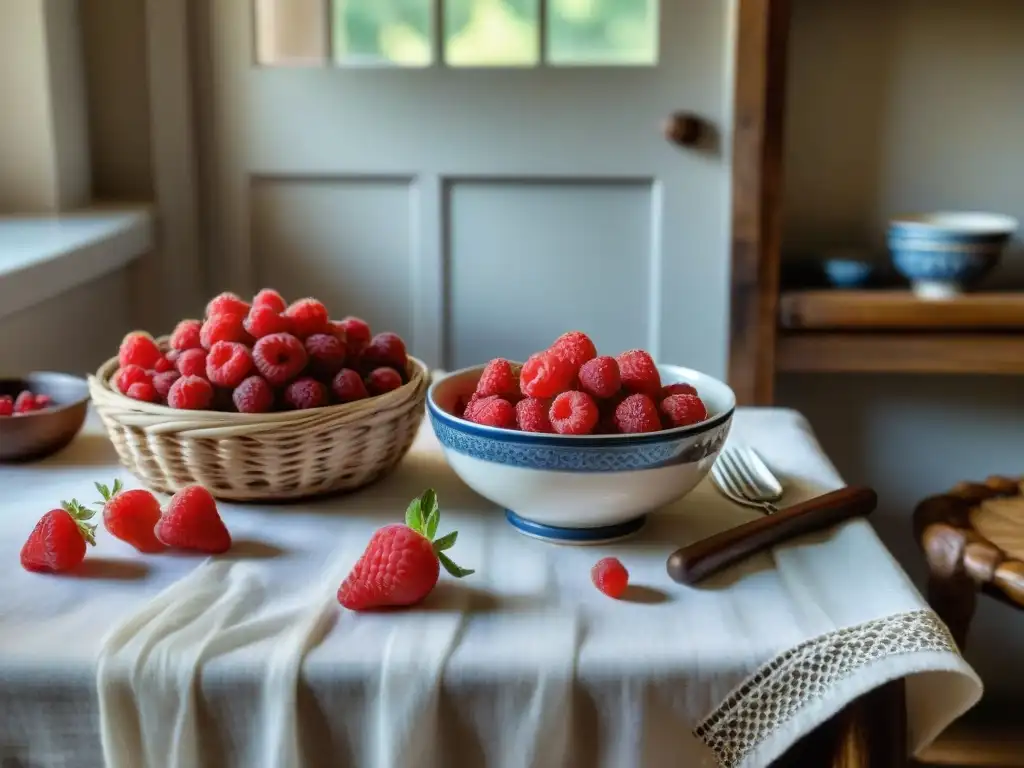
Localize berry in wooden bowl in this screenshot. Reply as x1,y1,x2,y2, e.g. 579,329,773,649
0,373,90,462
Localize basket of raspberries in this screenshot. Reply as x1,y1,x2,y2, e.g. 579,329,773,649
87,289,428,501
459,331,709,435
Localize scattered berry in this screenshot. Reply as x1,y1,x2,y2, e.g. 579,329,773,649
167,375,214,410
360,332,408,373
617,349,662,397
365,367,403,396
549,391,599,435
94,479,165,554
283,298,330,339
464,395,515,428
206,341,254,389
119,332,163,369
152,370,181,400
252,333,308,386
252,288,287,314
243,305,292,339
591,557,629,598
336,316,371,357
232,375,275,414
20,501,96,573
305,333,347,378
551,331,597,370
153,355,174,373
206,291,250,318
661,382,698,400
170,319,202,351
659,394,708,428
332,368,369,403
126,381,159,403
337,489,473,610
475,358,519,399
614,394,661,434
0,396,13,417
14,390,39,414
200,313,249,350
175,348,208,378
283,377,328,410
519,351,575,398
112,365,151,395
154,485,231,554
515,397,553,433
578,356,621,399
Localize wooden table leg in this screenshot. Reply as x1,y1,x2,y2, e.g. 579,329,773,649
829,680,908,768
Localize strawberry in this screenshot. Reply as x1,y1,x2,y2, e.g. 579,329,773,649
94,479,166,554
337,489,473,611
20,501,97,573
154,485,231,554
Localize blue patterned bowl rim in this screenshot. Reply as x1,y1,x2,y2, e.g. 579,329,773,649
428,362,736,447
889,212,1018,237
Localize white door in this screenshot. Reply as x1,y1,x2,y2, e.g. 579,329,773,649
201,0,732,377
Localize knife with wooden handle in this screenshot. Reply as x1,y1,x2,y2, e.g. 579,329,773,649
666,486,878,585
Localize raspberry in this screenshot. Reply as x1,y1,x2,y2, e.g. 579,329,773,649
112,365,151,394
232,375,275,414
152,370,181,400
360,332,407,373
244,305,292,339
332,368,369,403
614,394,661,434
660,382,698,400
175,348,208,378
549,391,599,435
365,367,403,396
14,390,38,414
170,319,202,351
616,349,662,397
200,313,249,350
166,349,181,364
591,557,629,598
660,394,708,428
0,396,13,416
206,291,250,318
551,331,597,370
515,397,553,433
475,358,519,399
519,351,575,398
326,321,349,345
578,356,621,399
34,393,52,409
464,395,515,428
167,375,214,410
283,377,328,410
118,332,163,369
252,333,308,386
336,317,371,357
206,341,254,388
305,333,347,378
252,288,287,314
153,355,174,373
283,298,329,339
126,381,159,403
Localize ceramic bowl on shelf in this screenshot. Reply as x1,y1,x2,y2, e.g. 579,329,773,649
0,372,90,462
427,364,735,544
822,257,876,289
888,212,1018,299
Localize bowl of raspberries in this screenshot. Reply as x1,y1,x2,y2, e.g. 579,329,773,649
427,331,735,544
87,289,429,501
0,373,90,462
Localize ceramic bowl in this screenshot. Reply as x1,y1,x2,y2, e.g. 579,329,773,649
427,364,735,544
0,372,90,462
888,212,1018,298
822,258,875,288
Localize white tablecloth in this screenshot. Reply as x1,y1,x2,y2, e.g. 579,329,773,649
0,408,980,768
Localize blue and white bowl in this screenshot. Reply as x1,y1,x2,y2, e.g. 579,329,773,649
888,212,1018,298
427,364,735,544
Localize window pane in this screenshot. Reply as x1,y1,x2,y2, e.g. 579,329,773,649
332,0,432,67
444,0,539,67
255,0,329,66
547,0,657,65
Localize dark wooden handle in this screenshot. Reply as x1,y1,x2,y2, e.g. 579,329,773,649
666,486,878,585
664,112,703,147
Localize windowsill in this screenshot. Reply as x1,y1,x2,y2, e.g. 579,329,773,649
0,205,153,321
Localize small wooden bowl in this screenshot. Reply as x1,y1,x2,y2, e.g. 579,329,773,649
0,373,90,462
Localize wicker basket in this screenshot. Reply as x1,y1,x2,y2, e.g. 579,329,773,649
88,352,429,501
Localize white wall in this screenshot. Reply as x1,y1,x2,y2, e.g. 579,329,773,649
779,0,1024,702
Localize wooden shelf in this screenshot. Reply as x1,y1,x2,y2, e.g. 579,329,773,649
780,291,1024,331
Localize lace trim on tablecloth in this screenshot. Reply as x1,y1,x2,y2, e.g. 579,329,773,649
694,609,958,768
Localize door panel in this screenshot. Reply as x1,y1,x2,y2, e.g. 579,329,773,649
203,0,733,377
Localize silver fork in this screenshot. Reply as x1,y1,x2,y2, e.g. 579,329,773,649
711,444,784,515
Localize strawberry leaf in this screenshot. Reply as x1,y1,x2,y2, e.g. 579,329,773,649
432,531,457,552
112,478,123,496
423,489,439,539
405,496,424,532
62,500,98,546
438,551,473,578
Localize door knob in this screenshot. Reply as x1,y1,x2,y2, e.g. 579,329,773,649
664,112,703,147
